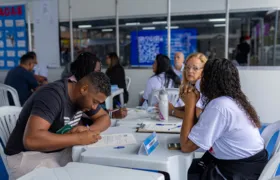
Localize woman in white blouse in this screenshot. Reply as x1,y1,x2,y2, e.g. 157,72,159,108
141,54,181,106
181,58,267,179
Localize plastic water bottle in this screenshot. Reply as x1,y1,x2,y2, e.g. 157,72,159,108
158,89,169,122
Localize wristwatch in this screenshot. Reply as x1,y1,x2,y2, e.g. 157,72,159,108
171,109,175,116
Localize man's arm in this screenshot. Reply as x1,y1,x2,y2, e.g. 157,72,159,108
23,115,100,152
26,72,39,91
88,108,111,132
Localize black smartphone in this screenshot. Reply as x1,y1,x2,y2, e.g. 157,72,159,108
168,143,181,150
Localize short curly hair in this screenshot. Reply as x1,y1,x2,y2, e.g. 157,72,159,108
200,58,260,127
85,72,111,97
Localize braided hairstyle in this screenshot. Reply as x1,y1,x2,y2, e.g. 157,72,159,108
200,58,261,127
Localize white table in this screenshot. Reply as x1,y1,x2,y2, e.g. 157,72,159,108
72,126,193,180
18,162,164,180
106,88,124,110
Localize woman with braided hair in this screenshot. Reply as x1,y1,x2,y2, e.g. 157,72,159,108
180,58,267,179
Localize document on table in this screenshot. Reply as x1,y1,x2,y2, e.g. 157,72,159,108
87,133,137,148
137,123,182,134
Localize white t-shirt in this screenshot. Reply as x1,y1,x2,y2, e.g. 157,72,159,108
143,73,177,106
189,96,264,160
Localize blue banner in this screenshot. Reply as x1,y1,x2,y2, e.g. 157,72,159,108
130,29,197,67
0,5,28,69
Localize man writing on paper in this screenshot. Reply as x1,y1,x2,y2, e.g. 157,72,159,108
5,72,111,179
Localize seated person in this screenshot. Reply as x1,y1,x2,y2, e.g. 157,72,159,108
27,51,48,85
169,53,208,119
105,52,129,107
5,53,39,105
180,58,268,179
5,72,111,179
141,54,181,106
69,52,127,119
172,52,185,80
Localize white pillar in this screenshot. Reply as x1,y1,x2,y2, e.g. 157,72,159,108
273,10,279,65
225,0,229,59
115,0,120,56
27,3,32,51
167,0,171,58
69,0,74,62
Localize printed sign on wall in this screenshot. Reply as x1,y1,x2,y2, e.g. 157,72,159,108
0,5,28,69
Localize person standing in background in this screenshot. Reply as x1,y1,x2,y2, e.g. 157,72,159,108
173,52,185,80
105,52,129,107
236,36,250,65
5,53,39,105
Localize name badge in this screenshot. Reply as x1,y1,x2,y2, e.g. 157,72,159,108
138,132,159,155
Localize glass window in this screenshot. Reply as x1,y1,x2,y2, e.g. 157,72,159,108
59,19,116,66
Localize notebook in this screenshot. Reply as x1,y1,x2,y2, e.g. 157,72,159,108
136,122,182,134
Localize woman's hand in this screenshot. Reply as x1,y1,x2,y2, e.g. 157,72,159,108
168,102,175,115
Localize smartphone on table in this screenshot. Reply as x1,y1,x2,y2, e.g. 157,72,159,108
168,143,181,150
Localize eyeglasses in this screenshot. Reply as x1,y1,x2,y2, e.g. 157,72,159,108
185,66,203,72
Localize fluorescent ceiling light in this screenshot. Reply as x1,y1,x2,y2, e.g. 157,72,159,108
125,22,140,26
214,24,226,27
152,21,167,24
102,28,113,32
165,26,179,29
142,27,156,30
208,18,226,22
78,25,92,28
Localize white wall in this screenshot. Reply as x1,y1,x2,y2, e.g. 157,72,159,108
1,67,280,123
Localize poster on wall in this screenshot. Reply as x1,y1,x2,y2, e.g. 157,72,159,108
130,29,197,67
0,5,28,69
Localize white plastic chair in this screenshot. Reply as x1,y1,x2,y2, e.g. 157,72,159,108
148,88,179,106
0,106,22,178
261,121,280,158
0,84,21,107
125,76,131,91
105,89,124,110
259,151,280,180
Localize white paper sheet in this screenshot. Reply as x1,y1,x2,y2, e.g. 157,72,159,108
87,133,137,148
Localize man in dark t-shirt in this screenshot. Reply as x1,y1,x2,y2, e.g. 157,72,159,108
5,72,111,179
5,53,39,105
